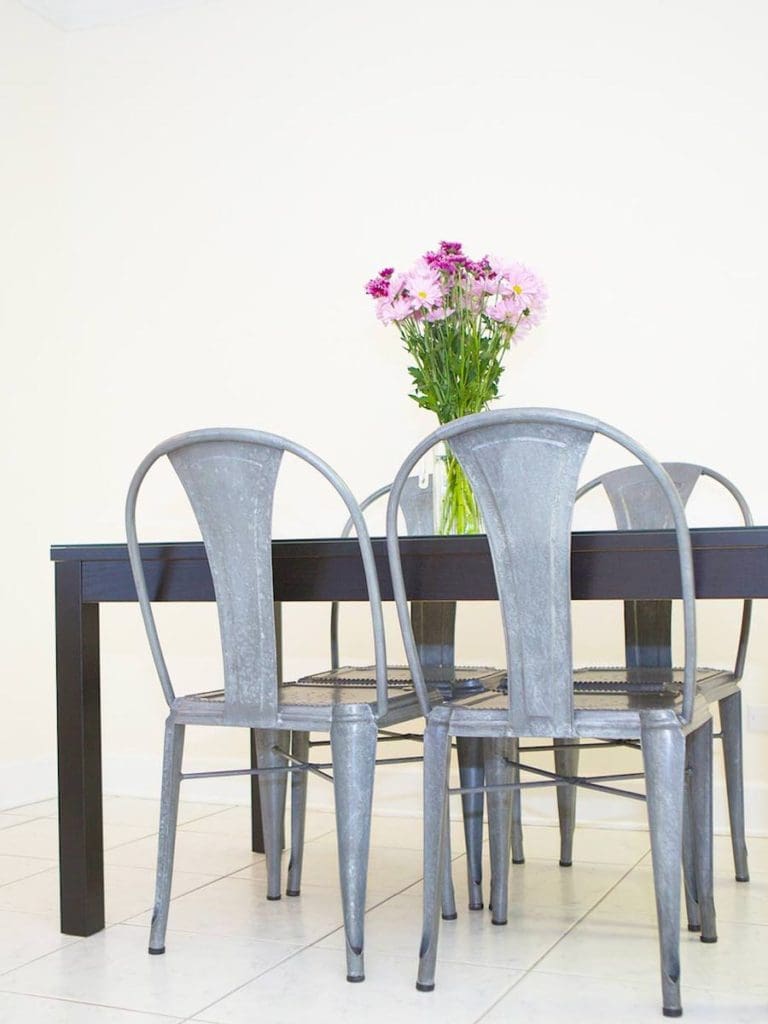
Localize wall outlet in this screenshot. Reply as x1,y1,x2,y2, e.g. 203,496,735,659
746,704,768,734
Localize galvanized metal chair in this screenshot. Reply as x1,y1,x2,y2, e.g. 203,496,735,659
387,409,715,1018
551,463,751,897
125,428,442,983
289,475,522,912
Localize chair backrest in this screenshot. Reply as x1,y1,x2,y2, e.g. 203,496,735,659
126,428,390,724
387,409,698,734
577,462,752,677
331,475,458,676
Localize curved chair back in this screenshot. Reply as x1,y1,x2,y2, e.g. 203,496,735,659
126,428,389,723
331,475,457,678
578,462,752,678
387,409,698,732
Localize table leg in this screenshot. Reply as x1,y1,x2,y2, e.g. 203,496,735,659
55,560,105,935
251,602,284,853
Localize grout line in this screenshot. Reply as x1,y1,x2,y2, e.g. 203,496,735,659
469,846,651,1024
0,988,184,1020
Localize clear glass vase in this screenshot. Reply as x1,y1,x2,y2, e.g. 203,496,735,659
432,443,483,535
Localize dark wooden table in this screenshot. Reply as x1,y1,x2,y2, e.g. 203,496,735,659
50,528,768,936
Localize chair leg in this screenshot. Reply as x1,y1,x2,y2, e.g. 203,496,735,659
417,707,452,992
456,736,485,909
682,778,701,933
686,718,717,942
554,737,578,867
287,730,310,897
330,706,378,983
719,690,749,882
641,713,686,1018
504,737,525,864
149,719,185,955
485,737,513,926
254,729,289,901
441,800,457,920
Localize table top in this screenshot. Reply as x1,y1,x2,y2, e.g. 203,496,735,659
50,526,768,601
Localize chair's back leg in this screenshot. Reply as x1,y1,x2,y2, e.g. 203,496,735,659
719,691,749,881
287,730,310,897
149,719,185,955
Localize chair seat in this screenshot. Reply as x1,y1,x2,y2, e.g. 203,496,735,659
298,664,505,699
170,676,443,729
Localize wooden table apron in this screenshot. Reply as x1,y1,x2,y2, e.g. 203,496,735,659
50,528,768,936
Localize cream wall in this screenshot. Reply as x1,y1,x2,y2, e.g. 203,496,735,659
2,0,767,830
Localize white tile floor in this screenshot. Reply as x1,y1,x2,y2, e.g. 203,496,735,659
0,796,765,1023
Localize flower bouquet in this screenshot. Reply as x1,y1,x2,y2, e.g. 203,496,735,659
366,240,547,533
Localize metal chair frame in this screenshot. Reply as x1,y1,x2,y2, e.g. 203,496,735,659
386,408,715,1018
126,428,441,983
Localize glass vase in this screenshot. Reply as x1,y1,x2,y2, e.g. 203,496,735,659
433,443,483,535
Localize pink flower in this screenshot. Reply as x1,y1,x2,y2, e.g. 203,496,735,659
376,294,419,325
403,263,444,310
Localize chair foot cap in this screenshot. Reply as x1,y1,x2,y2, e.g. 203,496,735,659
148,947,165,956
491,918,507,926
347,974,365,984
662,1009,682,1018
736,875,749,883
687,924,701,933
700,935,718,944
512,858,525,865
559,860,572,868
266,895,281,902
468,902,484,911
441,912,458,921
286,889,300,897
416,983,435,992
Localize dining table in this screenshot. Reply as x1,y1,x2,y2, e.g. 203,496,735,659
50,526,768,937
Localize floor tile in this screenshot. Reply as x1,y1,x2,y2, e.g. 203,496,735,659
513,823,650,866
0,909,80,975
318,889,585,971
0,991,183,1023
191,946,520,1024
104,831,262,876
0,864,219,924
0,819,154,860
0,924,299,1018
179,805,336,842
0,853,57,887
232,836,426,893
481,969,768,1023
535,912,768,995
124,876,391,944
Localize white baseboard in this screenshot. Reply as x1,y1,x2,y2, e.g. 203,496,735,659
3,753,767,838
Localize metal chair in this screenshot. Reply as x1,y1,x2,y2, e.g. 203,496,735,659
289,475,522,913
387,409,715,1018
125,428,443,983
550,463,752,897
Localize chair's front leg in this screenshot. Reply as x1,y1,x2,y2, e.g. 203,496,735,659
330,706,378,983
641,713,686,1018
287,730,310,896
254,729,288,901
417,706,453,992
456,735,485,909
554,737,579,867
687,718,717,942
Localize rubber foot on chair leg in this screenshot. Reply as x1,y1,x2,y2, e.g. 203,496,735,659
662,1008,682,1018
416,982,435,992
559,859,572,868
687,924,701,933
736,875,749,883
700,935,718,944
266,894,281,901
347,974,365,984
286,889,300,897
148,947,165,956
491,918,507,926
512,858,525,865
468,902,484,911
441,912,458,921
